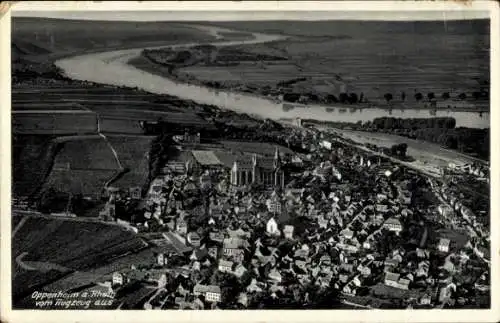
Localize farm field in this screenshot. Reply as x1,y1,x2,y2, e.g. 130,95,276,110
12,111,98,135
12,214,147,304
172,19,489,108
11,102,88,111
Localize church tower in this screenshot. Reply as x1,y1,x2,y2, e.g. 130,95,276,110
273,147,281,169
273,147,284,189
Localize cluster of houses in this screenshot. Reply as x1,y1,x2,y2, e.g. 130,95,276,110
88,123,489,310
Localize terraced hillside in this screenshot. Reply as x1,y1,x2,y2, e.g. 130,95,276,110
12,214,147,305
12,135,60,197
106,135,156,189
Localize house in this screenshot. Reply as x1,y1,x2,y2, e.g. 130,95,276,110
209,231,225,243
129,186,142,200
357,264,372,277
416,248,430,259
295,259,307,271
233,264,248,279
187,232,201,247
190,248,209,262
193,284,222,303
376,204,389,213
420,292,432,305
112,272,126,286
383,217,403,234
384,272,410,290
237,292,249,307
342,281,357,296
156,252,167,266
227,228,251,239
437,238,451,253
176,219,188,235
319,255,331,266
218,260,234,273
147,270,167,288
230,249,245,263
268,268,282,283
177,283,188,296
339,274,350,284
340,228,354,240
283,225,295,239
208,246,219,259
246,278,264,293
266,217,280,236
384,272,401,289
416,261,430,278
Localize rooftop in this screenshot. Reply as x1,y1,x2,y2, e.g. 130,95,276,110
191,150,223,166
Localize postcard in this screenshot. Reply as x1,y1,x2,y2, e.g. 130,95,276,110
1,1,498,323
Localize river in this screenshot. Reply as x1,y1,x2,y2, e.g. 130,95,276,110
55,25,489,129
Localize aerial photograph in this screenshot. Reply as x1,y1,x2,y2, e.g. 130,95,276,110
10,8,490,311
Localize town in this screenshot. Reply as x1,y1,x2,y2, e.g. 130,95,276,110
61,118,490,310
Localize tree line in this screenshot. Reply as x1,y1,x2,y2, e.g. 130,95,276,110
281,89,488,105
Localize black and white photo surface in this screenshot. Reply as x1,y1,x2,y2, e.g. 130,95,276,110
7,3,493,316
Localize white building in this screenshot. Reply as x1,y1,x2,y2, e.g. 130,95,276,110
383,217,403,234
266,217,280,236
438,238,451,253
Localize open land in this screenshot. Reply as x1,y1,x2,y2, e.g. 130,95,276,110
329,129,483,167
12,17,217,62
138,19,489,111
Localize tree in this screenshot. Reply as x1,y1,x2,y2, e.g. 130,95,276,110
339,92,349,104
401,91,406,102
414,93,423,102
384,93,393,103
472,91,481,100
283,92,300,103
427,92,435,101
458,92,467,100
442,92,451,100
398,143,408,157
391,144,399,156
326,94,338,103
348,93,359,104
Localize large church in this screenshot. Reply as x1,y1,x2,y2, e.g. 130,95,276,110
230,147,285,189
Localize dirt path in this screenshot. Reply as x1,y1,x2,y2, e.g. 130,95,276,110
12,216,28,238
16,252,71,273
